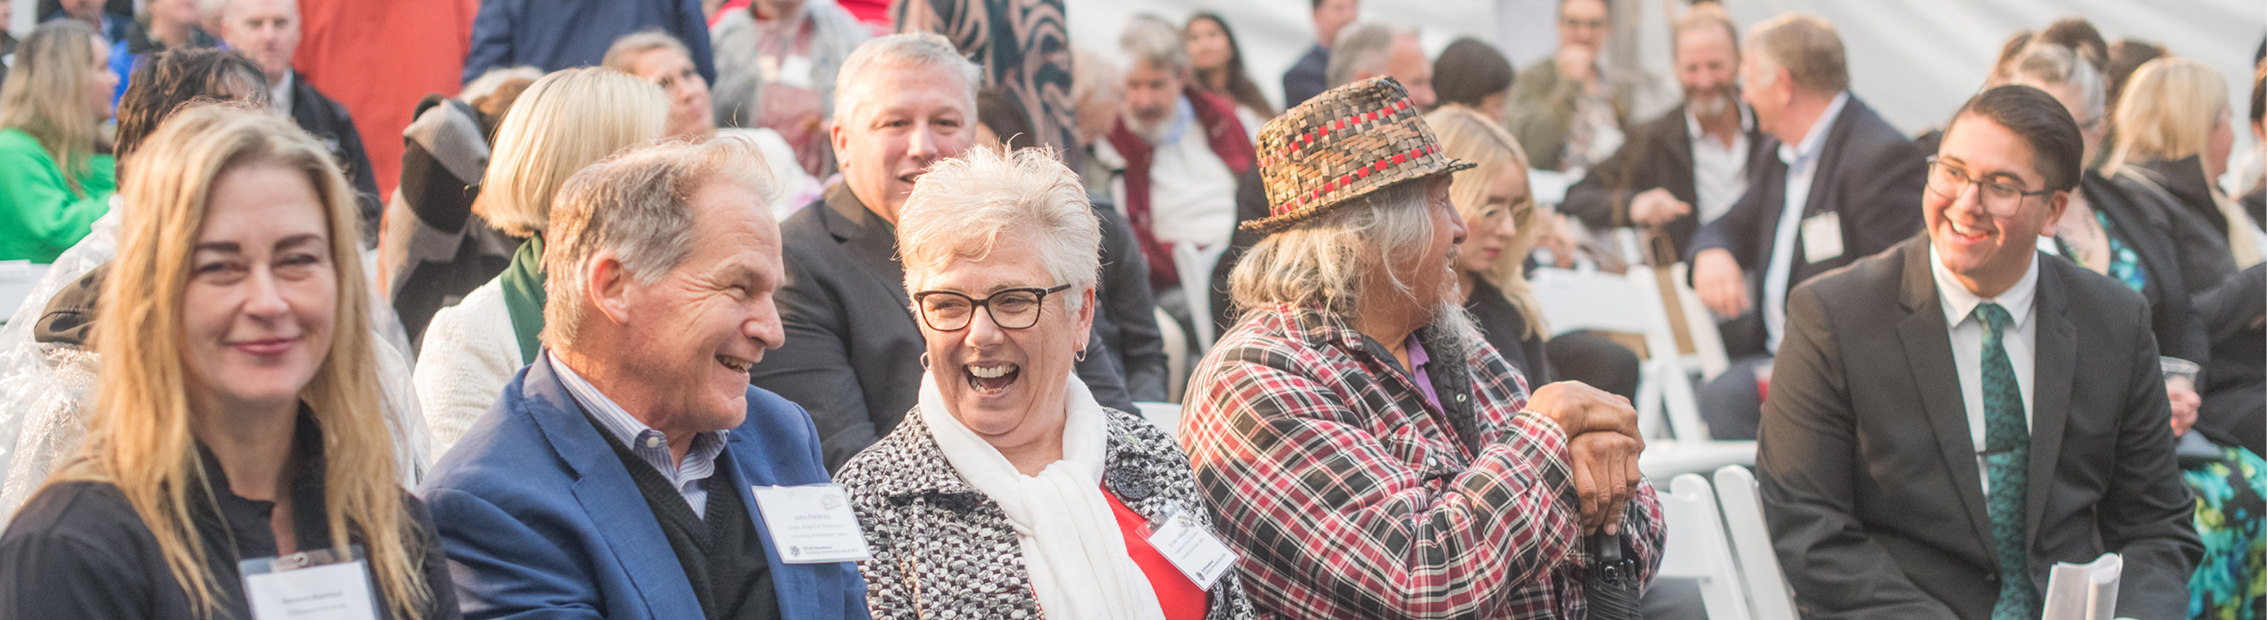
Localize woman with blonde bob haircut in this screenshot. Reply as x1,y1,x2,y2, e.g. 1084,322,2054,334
0,105,458,619
2104,57,2261,266
415,67,668,451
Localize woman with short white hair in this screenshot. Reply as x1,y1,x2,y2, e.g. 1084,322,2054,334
833,146,1252,620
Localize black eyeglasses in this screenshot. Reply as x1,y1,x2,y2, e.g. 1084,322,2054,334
912,284,1072,331
1925,156,2055,217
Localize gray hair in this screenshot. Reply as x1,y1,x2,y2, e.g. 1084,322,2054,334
1229,179,1438,321
541,135,778,348
897,146,1100,313
1118,15,1188,74
1327,22,1413,89
833,33,981,129
601,30,693,75
1071,46,1120,110
202,0,296,23
2006,42,2107,127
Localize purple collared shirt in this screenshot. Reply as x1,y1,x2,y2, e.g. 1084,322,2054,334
1407,335,1442,410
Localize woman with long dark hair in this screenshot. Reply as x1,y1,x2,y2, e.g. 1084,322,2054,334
1184,12,1272,129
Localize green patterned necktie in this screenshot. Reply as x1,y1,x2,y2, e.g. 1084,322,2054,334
1977,302,2038,619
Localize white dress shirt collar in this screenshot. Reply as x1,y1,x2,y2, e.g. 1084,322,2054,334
1930,244,2040,332
1683,100,1754,145
1777,91,1850,169
547,351,731,516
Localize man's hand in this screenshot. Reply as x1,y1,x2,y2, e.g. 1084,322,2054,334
1693,248,1750,317
1629,188,1691,227
1554,45,1598,88
2167,376,2201,436
1527,381,1643,533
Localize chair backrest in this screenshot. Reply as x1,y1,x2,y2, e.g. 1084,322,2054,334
1133,401,1182,439
1531,266,1711,441
1657,473,1753,620
1668,262,1730,381
1172,241,1230,350
1714,465,1799,620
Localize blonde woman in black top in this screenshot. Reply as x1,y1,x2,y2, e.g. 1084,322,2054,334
0,105,458,620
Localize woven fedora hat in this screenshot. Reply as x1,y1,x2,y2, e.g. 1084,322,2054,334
1243,76,1473,234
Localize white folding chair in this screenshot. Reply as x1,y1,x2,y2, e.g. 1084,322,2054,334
1132,401,1182,439
1157,307,1189,404
1713,465,1799,620
1657,473,1753,619
1172,241,1229,351
1529,266,1709,442
1668,262,1731,381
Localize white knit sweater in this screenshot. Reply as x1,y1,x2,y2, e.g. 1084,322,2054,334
414,277,522,455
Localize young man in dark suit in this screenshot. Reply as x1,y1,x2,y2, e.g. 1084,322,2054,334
1685,13,1928,438
1756,84,2200,619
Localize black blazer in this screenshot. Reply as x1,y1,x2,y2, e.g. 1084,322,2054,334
1561,102,1765,259
287,71,382,246
2078,170,2211,364
1688,96,1927,355
754,184,1136,471
1757,236,2201,620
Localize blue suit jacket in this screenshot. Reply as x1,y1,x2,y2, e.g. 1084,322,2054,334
420,358,871,620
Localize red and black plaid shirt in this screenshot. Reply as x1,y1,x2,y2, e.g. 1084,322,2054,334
1180,303,1663,618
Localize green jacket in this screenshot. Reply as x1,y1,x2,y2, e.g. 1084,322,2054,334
1505,58,1634,173
0,128,114,263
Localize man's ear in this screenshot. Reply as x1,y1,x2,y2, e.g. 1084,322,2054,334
831,114,852,162
586,249,635,326
2039,190,2071,237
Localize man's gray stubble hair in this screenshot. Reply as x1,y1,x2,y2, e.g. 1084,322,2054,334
541,135,778,349
833,33,982,130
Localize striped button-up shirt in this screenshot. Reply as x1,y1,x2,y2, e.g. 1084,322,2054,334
1180,303,1663,618
548,352,730,517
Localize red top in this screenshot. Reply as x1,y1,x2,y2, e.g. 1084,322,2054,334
1103,488,1209,620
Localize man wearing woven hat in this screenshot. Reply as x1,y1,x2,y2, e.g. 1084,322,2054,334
1179,76,1665,617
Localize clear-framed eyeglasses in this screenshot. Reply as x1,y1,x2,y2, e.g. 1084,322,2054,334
912,284,1073,331
1925,156,2056,217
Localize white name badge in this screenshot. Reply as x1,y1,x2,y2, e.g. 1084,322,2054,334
776,55,816,90
1145,505,1238,590
239,548,381,620
1800,211,1844,264
749,484,873,564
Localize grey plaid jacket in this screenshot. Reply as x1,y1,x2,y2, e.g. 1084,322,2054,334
837,405,1255,620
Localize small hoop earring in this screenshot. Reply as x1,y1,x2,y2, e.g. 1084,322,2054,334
1075,348,1088,362
920,352,931,370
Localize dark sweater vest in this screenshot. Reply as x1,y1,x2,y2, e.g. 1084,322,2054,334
589,418,781,620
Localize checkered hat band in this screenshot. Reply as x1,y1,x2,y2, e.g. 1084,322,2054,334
1275,141,1443,216
1258,97,1416,170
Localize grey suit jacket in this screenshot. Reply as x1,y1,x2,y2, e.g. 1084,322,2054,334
755,184,1135,471
1756,236,2200,620
1688,96,1926,356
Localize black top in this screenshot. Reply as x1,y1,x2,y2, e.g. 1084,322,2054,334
0,409,459,620
590,415,779,620
286,70,383,247
1463,278,1552,386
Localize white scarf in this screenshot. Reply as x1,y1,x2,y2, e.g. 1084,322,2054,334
918,371,1167,620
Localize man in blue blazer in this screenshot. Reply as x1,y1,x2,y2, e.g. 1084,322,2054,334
421,137,870,620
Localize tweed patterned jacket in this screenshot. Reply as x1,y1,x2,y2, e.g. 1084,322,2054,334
1179,302,1665,619
837,405,1256,620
